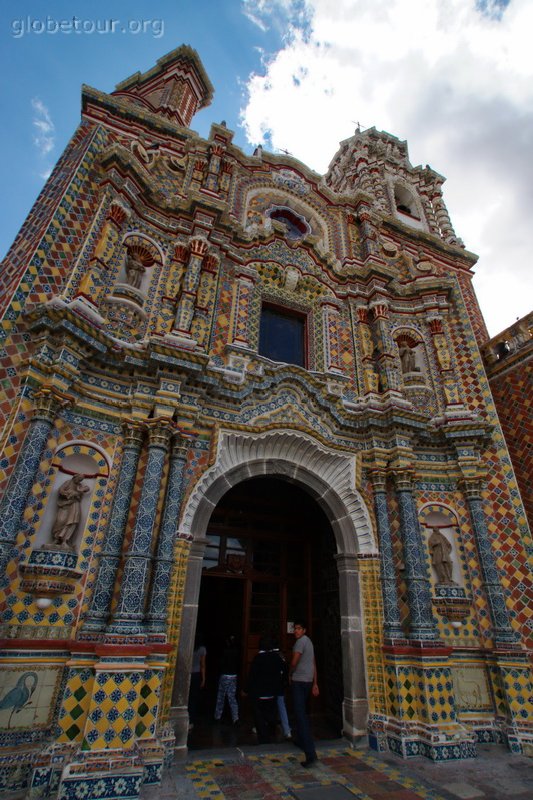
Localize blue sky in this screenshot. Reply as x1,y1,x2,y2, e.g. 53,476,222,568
1,0,531,337
0,0,280,251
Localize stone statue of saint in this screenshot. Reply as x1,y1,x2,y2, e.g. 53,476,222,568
399,344,416,373
428,528,455,585
51,474,90,548
125,253,146,289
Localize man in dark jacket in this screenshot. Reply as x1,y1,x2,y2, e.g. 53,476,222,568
246,635,287,743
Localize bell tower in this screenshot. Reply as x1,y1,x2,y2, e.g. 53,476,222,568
113,44,214,128
324,126,463,247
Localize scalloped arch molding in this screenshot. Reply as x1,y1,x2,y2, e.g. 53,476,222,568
181,428,376,554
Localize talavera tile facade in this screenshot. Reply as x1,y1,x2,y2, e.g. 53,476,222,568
0,45,531,799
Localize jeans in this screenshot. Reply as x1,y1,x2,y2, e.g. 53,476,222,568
215,674,239,722
277,694,291,736
292,681,316,760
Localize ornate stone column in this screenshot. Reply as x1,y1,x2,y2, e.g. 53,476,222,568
355,305,379,394
356,202,380,259
370,300,400,393
171,536,208,752
462,481,518,645
172,236,209,340
203,143,225,193
370,472,404,640
0,388,67,578
431,182,458,245
108,419,172,635
146,435,189,633
394,473,438,641
82,421,145,632
335,553,368,739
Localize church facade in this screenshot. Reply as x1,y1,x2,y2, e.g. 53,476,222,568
0,46,531,799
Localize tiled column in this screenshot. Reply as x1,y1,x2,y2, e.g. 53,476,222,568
83,421,145,632
463,481,519,645
109,419,172,635
321,298,343,374
0,389,65,578
427,315,464,411
231,269,257,348
74,201,128,308
394,473,438,641
371,472,404,640
146,435,189,633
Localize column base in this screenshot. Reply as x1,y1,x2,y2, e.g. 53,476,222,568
26,730,175,800
368,714,477,761
169,705,190,754
342,697,369,741
104,624,147,641
55,753,145,800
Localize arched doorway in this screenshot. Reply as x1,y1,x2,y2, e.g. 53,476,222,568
171,428,374,752
195,477,343,743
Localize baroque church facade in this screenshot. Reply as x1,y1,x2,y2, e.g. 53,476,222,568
0,45,531,799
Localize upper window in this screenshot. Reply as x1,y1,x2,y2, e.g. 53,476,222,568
259,304,306,367
268,207,309,240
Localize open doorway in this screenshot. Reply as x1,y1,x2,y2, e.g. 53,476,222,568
190,476,343,748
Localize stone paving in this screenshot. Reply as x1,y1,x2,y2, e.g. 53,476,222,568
142,741,533,800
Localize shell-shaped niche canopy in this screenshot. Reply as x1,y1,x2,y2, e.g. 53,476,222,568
126,242,158,267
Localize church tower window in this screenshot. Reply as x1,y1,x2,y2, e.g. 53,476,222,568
394,185,420,219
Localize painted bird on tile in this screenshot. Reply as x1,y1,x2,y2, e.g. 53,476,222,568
0,671,38,728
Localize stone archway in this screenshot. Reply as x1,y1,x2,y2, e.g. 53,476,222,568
171,428,376,751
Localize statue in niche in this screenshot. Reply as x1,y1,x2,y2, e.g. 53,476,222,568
125,253,146,290
399,343,417,373
428,528,456,585
51,474,90,549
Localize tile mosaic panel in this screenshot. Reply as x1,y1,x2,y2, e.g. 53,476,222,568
0,663,63,733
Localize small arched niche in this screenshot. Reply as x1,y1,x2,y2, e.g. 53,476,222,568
395,332,424,378
35,444,109,552
116,242,156,298
420,506,464,589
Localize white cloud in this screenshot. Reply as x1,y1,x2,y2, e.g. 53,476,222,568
31,97,55,157
239,0,533,336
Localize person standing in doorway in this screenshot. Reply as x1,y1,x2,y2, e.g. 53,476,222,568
290,620,319,767
245,635,285,744
271,639,291,739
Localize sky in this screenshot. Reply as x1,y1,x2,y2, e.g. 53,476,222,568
1,0,531,338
